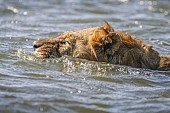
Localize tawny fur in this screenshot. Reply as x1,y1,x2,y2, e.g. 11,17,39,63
33,21,170,71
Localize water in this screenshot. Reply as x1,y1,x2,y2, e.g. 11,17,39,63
0,0,170,112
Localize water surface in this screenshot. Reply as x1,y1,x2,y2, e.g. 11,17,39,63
0,0,170,113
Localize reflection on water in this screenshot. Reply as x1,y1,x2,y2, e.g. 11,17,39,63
0,0,170,113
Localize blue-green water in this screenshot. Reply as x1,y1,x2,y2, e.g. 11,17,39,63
0,0,170,113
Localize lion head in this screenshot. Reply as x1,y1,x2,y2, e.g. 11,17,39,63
33,21,121,62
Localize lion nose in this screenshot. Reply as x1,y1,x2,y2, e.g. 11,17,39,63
33,41,43,50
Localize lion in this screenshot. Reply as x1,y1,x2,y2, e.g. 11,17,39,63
33,21,170,71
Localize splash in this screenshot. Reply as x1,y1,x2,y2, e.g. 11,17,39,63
53,56,155,76
118,0,128,3
7,7,19,14
16,49,156,76
16,48,36,61
7,6,29,15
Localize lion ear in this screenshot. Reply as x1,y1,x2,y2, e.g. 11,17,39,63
103,21,114,32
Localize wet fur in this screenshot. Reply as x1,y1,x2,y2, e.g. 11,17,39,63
33,21,170,71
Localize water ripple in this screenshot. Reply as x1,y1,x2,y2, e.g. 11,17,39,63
0,0,170,113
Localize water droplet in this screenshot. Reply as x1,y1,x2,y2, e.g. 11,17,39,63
148,1,152,5
7,7,19,14
164,11,169,16
11,20,14,24
148,6,153,11
118,0,128,3
23,11,28,15
135,21,138,24
139,25,143,28
39,107,44,112
159,8,164,13
78,90,81,93
139,1,144,5
11,20,18,24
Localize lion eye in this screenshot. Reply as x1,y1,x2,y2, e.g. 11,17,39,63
60,40,66,44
